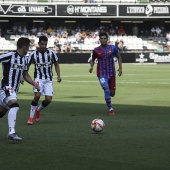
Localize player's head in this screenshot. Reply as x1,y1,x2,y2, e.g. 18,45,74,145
99,32,108,47
17,37,30,49
17,37,30,55
38,35,48,52
99,32,108,39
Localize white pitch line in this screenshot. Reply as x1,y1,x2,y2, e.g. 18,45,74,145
62,80,97,83
54,75,95,78
54,74,146,78
117,81,168,85
120,79,170,81
54,80,170,84
54,79,97,83
54,75,169,81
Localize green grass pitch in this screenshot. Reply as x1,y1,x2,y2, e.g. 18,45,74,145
0,63,170,170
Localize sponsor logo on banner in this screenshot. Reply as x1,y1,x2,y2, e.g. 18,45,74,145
0,5,12,14
136,53,148,63
149,53,170,62
57,5,116,16
66,5,107,15
119,5,170,17
0,4,55,16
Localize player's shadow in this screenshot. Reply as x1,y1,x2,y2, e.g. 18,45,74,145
1,99,169,142
19,99,169,118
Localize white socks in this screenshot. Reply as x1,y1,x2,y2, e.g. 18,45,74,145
38,103,45,112
8,107,19,134
30,105,37,118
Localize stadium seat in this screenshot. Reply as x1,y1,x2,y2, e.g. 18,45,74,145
71,43,81,50
27,0,37,2
71,0,84,2
120,0,136,2
104,0,121,3
10,35,16,40
94,0,103,3
51,0,70,3
68,37,76,44
93,0,138,2
47,38,55,48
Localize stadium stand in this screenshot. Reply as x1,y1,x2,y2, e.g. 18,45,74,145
0,0,169,53
0,29,164,53
0,18,169,53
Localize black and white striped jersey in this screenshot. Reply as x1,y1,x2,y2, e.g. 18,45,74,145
0,51,28,92
28,49,58,81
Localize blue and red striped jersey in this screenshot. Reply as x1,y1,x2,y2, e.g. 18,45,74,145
92,44,119,77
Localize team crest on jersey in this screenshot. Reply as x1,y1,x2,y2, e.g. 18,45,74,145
109,50,112,54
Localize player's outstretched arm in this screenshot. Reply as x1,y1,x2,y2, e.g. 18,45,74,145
23,71,40,90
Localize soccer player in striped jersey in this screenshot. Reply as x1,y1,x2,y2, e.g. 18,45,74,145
27,35,61,125
0,37,40,141
89,32,122,116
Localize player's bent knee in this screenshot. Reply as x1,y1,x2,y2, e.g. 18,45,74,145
9,103,19,108
31,101,38,106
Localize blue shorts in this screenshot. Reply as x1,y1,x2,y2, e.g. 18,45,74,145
98,76,116,90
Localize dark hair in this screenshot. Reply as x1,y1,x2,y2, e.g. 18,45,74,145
17,37,30,49
39,35,48,42
99,32,108,38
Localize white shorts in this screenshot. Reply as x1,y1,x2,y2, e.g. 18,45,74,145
34,79,53,96
0,88,16,110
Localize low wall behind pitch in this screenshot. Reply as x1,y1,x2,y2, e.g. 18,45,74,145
57,52,170,63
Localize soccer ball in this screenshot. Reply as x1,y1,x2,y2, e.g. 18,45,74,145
91,118,105,132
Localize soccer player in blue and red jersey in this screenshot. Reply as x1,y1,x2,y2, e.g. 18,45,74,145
89,32,122,115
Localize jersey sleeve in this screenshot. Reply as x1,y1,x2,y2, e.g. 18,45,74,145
27,51,34,65
51,50,58,63
0,52,12,63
